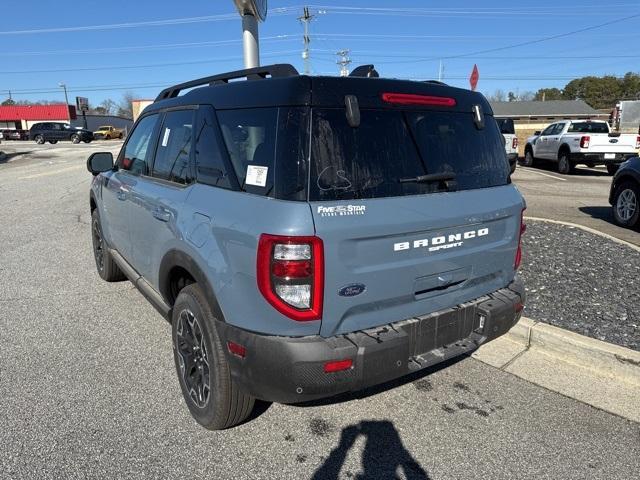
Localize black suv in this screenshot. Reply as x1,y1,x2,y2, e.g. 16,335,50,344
29,122,93,144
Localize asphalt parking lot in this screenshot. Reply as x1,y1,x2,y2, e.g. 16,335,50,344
512,162,639,246
1,143,639,479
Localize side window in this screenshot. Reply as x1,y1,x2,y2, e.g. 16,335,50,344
152,110,194,184
540,124,556,136
194,107,231,189
552,123,565,135
119,114,159,175
217,108,277,196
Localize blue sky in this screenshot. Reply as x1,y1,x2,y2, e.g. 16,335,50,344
1,0,639,106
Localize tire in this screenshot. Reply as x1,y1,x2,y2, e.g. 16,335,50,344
48,140,58,144
35,135,45,145
83,140,92,144
607,164,619,175
521,149,535,167
119,133,123,139
612,181,640,228
557,152,573,174
586,162,595,168
71,134,81,144
91,209,126,282
105,135,111,140
172,284,255,430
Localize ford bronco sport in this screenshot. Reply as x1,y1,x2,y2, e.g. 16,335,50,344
87,64,526,430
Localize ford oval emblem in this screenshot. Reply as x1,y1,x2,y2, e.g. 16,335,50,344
610,138,618,143
338,284,366,297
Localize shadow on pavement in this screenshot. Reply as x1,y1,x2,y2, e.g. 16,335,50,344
312,420,430,479
0,151,34,164
578,206,614,223
518,159,611,177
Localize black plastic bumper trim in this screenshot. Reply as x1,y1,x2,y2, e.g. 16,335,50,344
217,277,525,404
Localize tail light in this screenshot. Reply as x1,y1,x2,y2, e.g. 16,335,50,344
257,234,324,321
635,135,640,149
512,137,518,149
580,135,590,148
382,92,456,107
514,208,526,270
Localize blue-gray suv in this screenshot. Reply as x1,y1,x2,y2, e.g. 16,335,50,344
87,64,526,429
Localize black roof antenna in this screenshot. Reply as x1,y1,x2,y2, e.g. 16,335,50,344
349,65,379,78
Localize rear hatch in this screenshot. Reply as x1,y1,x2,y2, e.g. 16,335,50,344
307,96,524,337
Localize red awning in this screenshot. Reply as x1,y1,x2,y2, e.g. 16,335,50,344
0,104,76,121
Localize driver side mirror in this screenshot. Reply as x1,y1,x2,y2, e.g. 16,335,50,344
87,152,114,176
534,131,541,136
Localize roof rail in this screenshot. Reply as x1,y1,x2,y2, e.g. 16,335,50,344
349,65,379,78
155,63,300,101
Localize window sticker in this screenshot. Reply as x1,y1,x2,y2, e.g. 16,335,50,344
161,128,171,147
245,165,268,187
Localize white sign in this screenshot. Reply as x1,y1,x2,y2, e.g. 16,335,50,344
161,128,171,147
245,165,268,187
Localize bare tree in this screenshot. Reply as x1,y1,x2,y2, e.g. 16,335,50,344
486,89,506,102
100,99,118,115
117,91,135,119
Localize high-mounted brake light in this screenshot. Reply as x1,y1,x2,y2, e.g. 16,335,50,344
512,137,518,149
514,208,526,270
257,234,324,321
580,135,590,148
382,92,456,107
635,135,640,149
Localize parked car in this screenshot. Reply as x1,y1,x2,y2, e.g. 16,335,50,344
94,125,124,140
1,129,29,140
29,122,93,144
609,156,640,228
497,118,518,174
523,120,640,174
87,64,526,430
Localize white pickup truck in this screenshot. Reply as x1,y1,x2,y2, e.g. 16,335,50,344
523,120,640,174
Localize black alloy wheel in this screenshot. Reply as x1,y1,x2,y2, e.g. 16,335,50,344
175,309,211,409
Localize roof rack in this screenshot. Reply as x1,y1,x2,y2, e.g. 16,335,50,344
349,65,379,78
155,63,300,101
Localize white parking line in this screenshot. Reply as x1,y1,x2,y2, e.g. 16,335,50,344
518,167,567,182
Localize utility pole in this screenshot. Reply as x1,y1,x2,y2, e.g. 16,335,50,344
298,6,315,75
336,49,351,77
59,82,70,122
438,60,445,82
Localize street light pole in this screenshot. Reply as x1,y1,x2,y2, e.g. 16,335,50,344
59,82,70,123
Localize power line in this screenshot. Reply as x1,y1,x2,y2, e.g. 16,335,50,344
0,35,297,57
0,7,298,35
0,50,301,75
371,12,640,64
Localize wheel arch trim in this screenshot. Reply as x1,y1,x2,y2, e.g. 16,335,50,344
158,249,226,322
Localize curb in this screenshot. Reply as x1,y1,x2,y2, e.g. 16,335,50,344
506,317,640,386
524,216,640,252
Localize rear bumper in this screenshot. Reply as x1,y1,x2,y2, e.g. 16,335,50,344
217,277,525,404
569,152,637,165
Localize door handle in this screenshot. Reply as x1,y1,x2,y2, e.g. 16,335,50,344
152,207,171,222
117,187,128,201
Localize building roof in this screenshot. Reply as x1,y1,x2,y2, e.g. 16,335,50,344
489,100,604,118
0,104,76,121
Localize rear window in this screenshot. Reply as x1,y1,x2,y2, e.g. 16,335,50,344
308,108,509,201
567,122,609,133
496,118,515,134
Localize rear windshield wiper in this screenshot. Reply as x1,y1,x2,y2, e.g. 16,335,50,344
399,172,456,184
